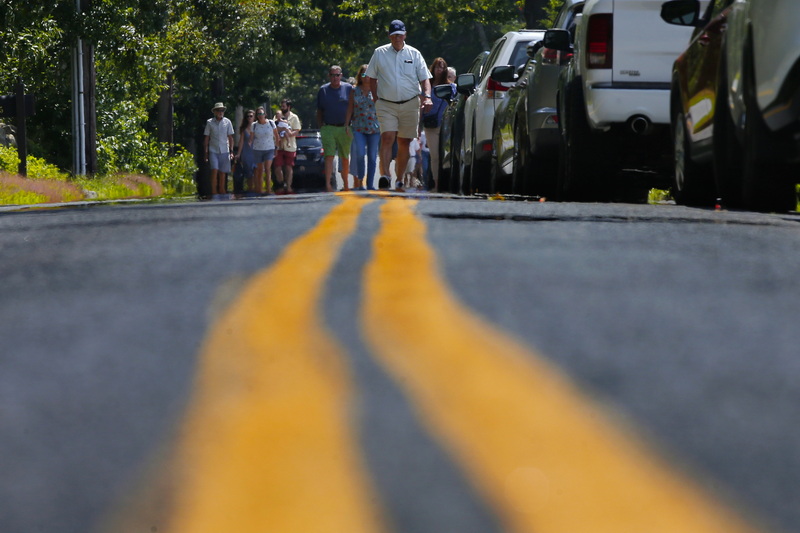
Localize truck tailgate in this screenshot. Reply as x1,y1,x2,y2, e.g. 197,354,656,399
611,0,694,85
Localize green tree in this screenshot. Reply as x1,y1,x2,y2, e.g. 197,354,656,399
1,0,522,178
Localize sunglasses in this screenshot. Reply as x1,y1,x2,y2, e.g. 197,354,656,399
330,73,341,77
257,112,265,115
246,114,254,118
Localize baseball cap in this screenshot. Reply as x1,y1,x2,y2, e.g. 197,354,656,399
389,20,406,35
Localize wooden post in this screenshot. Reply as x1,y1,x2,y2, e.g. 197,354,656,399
15,80,27,177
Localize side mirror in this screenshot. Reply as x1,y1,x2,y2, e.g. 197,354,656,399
660,0,701,26
544,29,571,52
433,83,455,101
491,65,516,84
527,40,544,59
456,72,476,95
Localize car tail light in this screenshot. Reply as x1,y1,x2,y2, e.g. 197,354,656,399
487,76,510,99
586,14,612,69
541,48,560,65
542,47,574,66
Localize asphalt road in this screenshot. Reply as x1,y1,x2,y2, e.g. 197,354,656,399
0,192,798,533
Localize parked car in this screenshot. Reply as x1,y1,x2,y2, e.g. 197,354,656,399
549,0,694,201
490,0,584,196
662,0,800,212
458,29,547,194
291,129,326,191
435,51,489,195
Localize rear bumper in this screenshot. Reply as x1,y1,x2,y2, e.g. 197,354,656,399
528,107,560,153
586,85,671,129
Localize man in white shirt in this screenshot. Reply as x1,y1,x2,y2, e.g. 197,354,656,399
203,102,234,197
366,20,432,189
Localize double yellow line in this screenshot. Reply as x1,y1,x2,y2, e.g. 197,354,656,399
105,196,766,532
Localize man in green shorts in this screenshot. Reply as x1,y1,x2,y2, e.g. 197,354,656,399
316,65,354,192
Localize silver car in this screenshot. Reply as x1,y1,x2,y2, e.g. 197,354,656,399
490,0,584,196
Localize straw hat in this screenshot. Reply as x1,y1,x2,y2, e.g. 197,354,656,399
212,102,226,111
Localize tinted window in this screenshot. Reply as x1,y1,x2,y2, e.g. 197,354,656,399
297,137,320,148
509,40,532,69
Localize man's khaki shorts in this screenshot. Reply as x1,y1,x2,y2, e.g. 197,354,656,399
376,98,420,139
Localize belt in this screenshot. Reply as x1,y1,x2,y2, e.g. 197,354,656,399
325,123,345,127
380,96,416,104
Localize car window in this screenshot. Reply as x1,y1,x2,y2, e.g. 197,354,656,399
296,137,320,148
485,37,508,72
710,0,733,18
509,40,532,69
554,0,583,29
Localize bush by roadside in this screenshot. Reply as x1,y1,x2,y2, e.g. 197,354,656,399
0,145,194,205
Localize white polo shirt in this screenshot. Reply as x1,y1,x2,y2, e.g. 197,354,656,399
366,43,431,102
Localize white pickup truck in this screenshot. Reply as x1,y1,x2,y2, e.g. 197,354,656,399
547,0,694,200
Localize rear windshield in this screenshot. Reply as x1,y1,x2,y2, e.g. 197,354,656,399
297,137,320,148
509,40,532,69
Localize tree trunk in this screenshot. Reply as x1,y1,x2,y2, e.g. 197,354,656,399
525,0,550,28
158,72,174,151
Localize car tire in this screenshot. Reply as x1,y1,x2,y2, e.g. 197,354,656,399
712,60,744,208
438,152,451,194
672,108,715,206
558,79,605,201
471,130,491,194
741,40,797,213
512,120,530,196
458,133,472,195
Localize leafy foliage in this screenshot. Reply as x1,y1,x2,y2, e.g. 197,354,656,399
0,0,522,189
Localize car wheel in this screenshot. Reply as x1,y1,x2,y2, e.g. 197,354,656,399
712,61,743,208
512,120,530,195
672,108,715,206
438,147,451,194
471,131,491,194
558,79,605,201
741,40,797,213
490,122,503,194
458,134,472,195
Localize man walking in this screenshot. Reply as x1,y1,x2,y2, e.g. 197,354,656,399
203,102,235,198
365,20,432,189
274,98,301,193
316,65,353,192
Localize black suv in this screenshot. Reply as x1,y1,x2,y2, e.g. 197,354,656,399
292,129,326,191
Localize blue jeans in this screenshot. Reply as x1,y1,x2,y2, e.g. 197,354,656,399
351,131,380,188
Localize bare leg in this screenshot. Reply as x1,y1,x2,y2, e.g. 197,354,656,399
264,160,273,194
285,165,294,192
395,137,411,189
341,158,351,191
379,131,397,178
324,155,336,192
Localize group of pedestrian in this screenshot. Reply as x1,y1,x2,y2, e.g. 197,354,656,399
203,19,455,197
203,98,301,199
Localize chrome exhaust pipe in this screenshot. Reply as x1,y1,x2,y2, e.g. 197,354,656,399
629,115,652,135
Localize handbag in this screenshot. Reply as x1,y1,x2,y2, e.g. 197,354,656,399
423,114,439,128
422,98,444,128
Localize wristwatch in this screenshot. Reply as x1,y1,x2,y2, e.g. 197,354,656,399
423,94,431,98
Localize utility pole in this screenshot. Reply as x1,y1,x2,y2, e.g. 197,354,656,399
15,80,28,177
72,0,96,176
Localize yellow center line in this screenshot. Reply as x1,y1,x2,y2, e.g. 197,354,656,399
137,197,385,532
362,198,765,533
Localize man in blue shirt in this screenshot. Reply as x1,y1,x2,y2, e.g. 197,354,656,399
316,65,353,191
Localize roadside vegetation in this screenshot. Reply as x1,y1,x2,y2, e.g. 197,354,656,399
1,0,531,205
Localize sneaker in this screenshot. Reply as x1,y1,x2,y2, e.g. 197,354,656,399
378,175,390,189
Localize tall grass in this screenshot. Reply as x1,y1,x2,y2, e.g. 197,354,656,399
0,144,195,205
